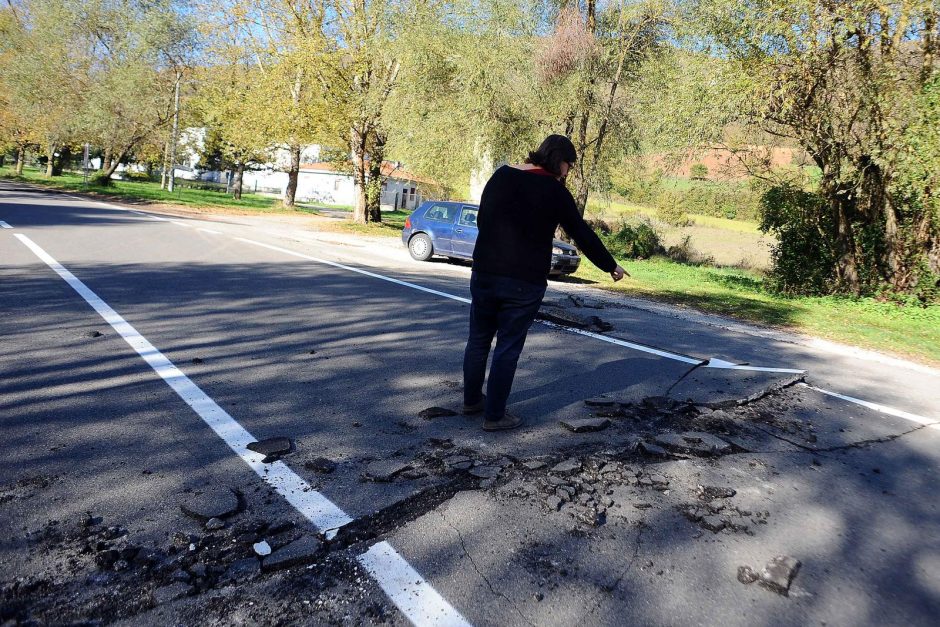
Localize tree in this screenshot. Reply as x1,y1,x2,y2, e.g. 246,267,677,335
688,0,940,295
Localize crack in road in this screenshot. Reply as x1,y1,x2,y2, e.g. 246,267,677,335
750,421,940,455
438,509,537,627
581,523,647,622
700,374,806,409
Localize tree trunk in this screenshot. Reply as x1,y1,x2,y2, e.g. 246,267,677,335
161,140,170,189
366,134,386,223
15,146,25,175
284,144,301,207
52,146,70,176
45,143,56,177
833,196,860,294
232,163,244,200
102,147,113,173
351,125,369,224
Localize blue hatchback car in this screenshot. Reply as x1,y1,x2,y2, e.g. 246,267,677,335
401,201,581,276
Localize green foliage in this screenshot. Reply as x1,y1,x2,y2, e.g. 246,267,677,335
121,170,152,182
601,219,664,259
759,185,837,295
655,192,691,226
689,163,708,180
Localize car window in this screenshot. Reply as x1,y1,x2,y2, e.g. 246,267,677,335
424,204,459,223
458,207,478,227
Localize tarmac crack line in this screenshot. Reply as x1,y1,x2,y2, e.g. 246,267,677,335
581,523,647,622
438,509,536,627
750,421,940,454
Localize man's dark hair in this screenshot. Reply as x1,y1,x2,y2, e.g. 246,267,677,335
526,134,577,177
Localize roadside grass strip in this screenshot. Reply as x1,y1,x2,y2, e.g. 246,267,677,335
800,383,940,431
14,233,472,627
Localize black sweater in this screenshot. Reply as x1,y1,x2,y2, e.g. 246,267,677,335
472,165,617,285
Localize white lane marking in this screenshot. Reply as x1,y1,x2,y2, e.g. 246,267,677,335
14,233,470,627
198,228,222,235
359,542,471,627
169,220,191,227
800,383,939,431
128,210,169,222
235,237,474,304
234,236,803,374
706,357,805,374
0,221,12,229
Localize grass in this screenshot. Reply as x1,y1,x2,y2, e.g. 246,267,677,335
565,258,940,365
1,167,284,212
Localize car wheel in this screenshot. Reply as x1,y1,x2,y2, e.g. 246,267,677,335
408,233,434,261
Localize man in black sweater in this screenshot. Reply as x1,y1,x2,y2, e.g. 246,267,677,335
463,134,627,431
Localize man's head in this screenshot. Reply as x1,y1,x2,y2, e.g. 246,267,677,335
526,134,577,179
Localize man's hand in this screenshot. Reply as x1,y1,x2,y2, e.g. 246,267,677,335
610,265,628,282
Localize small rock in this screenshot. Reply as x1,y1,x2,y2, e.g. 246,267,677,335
737,565,759,584
700,515,726,533
551,459,582,474
246,437,292,460
545,496,563,511
87,330,104,338
262,536,323,571
696,485,737,501
252,540,272,557
560,418,611,433
523,460,547,470
418,407,458,419
304,458,337,474
534,591,545,601
444,456,473,471
153,582,193,605
205,518,225,531
634,502,652,510
469,466,501,479
180,487,240,521
352,422,362,427
650,474,668,485
758,555,801,596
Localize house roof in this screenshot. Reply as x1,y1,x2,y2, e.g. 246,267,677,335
299,161,432,184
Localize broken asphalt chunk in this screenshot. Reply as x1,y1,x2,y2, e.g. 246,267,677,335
523,460,547,470
655,431,732,456
551,459,582,474
637,441,670,457
758,555,801,596
700,515,727,533
180,487,240,521
262,536,323,572
304,458,337,474
560,418,611,433
696,485,737,501
584,397,617,407
153,582,193,605
418,407,458,419
204,517,225,531
252,540,272,557
469,466,501,479
364,459,412,482
444,455,473,471
737,566,759,584
246,437,292,461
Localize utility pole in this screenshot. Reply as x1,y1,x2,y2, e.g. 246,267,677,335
167,69,182,193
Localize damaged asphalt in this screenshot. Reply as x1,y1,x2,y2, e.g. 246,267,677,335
2,185,939,626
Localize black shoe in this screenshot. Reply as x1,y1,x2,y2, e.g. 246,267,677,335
482,412,524,431
463,394,485,415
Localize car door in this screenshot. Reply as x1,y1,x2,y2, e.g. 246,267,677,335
421,203,459,254
452,206,479,257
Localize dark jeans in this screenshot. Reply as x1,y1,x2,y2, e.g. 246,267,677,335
463,271,546,420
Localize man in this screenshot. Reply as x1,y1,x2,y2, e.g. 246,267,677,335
463,134,627,431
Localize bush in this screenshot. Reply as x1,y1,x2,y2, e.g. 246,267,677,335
759,185,837,295
122,170,152,182
602,219,664,259
89,172,114,186
666,236,715,266
656,192,692,226
690,163,708,180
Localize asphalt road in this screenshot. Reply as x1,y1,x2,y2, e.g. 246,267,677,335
1,181,939,626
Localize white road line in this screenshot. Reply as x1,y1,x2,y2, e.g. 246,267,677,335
800,383,939,431
169,220,191,227
0,221,12,229
198,228,222,234
234,236,804,374
360,542,471,627
14,233,471,627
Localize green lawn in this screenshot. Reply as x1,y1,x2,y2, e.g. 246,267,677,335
1,167,283,211
565,258,940,365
